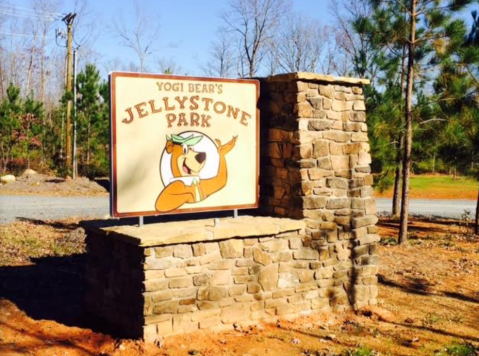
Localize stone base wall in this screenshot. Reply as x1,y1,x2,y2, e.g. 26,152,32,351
87,216,367,342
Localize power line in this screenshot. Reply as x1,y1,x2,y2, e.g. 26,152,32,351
0,10,59,22
0,2,62,13
0,6,60,17
0,31,55,39
0,5,63,22
0,3,63,17
0,11,57,22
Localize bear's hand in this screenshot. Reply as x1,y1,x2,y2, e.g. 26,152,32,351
215,136,237,156
155,180,196,212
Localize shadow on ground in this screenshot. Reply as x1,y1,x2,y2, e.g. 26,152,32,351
0,254,90,329
379,219,471,237
378,273,479,304
17,217,83,231
94,178,110,193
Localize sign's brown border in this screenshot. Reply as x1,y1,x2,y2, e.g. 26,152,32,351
109,72,260,218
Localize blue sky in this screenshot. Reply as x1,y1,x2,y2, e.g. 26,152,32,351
74,0,332,76
7,0,476,78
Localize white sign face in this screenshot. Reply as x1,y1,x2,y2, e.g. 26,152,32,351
110,72,259,217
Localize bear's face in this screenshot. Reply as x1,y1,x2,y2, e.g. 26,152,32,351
166,141,206,177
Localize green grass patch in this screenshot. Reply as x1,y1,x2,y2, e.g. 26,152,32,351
348,346,378,356
375,175,478,198
409,176,477,192
435,342,479,356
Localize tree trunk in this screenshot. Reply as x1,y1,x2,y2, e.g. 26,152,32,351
392,44,408,218
41,28,47,104
60,112,65,160
87,119,91,166
10,52,18,88
392,134,403,217
398,0,416,244
249,60,254,78
27,128,31,170
475,184,479,235
0,143,8,174
0,56,5,97
25,46,35,95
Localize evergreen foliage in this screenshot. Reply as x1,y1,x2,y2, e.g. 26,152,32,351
349,0,474,242
76,64,110,178
0,63,109,178
0,84,44,174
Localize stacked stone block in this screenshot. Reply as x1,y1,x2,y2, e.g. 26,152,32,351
141,229,325,340
259,73,378,310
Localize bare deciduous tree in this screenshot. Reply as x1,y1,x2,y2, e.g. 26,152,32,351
273,13,324,73
221,0,290,77
203,32,234,78
102,57,126,74
24,0,62,102
318,26,351,76
112,0,160,73
157,57,182,75
71,0,101,69
330,0,378,79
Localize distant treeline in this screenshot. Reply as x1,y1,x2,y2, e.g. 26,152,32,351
0,64,109,178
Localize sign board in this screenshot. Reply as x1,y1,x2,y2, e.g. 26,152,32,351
109,72,259,218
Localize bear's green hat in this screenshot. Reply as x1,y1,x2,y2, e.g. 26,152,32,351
167,134,203,146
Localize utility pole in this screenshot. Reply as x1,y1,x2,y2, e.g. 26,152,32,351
73,48,78,179
62,12,76,172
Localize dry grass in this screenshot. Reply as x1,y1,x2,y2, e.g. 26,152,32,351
0,218,86,266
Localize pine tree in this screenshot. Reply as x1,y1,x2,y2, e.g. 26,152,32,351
0,84,43,173
76,64,103,176
434,9,479,233
20,92,43,169
353,2,409,216
362,0,473,243
0,84,21,173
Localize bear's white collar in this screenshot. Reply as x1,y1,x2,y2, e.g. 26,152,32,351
169,176,200,186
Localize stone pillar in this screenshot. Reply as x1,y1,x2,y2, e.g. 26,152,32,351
259,72,378,309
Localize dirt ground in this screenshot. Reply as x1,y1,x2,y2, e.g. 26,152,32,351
1,217,478,356
0,173,108,197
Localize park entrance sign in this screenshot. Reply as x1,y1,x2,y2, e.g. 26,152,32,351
109,72,259,218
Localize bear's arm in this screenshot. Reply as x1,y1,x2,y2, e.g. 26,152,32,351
200,136,237,198
155,181,195,212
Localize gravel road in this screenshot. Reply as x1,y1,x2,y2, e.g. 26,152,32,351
0,195,476,224
375,198,477,219
0,195,110,224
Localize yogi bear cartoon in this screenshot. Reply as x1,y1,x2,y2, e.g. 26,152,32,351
155,132,237,213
